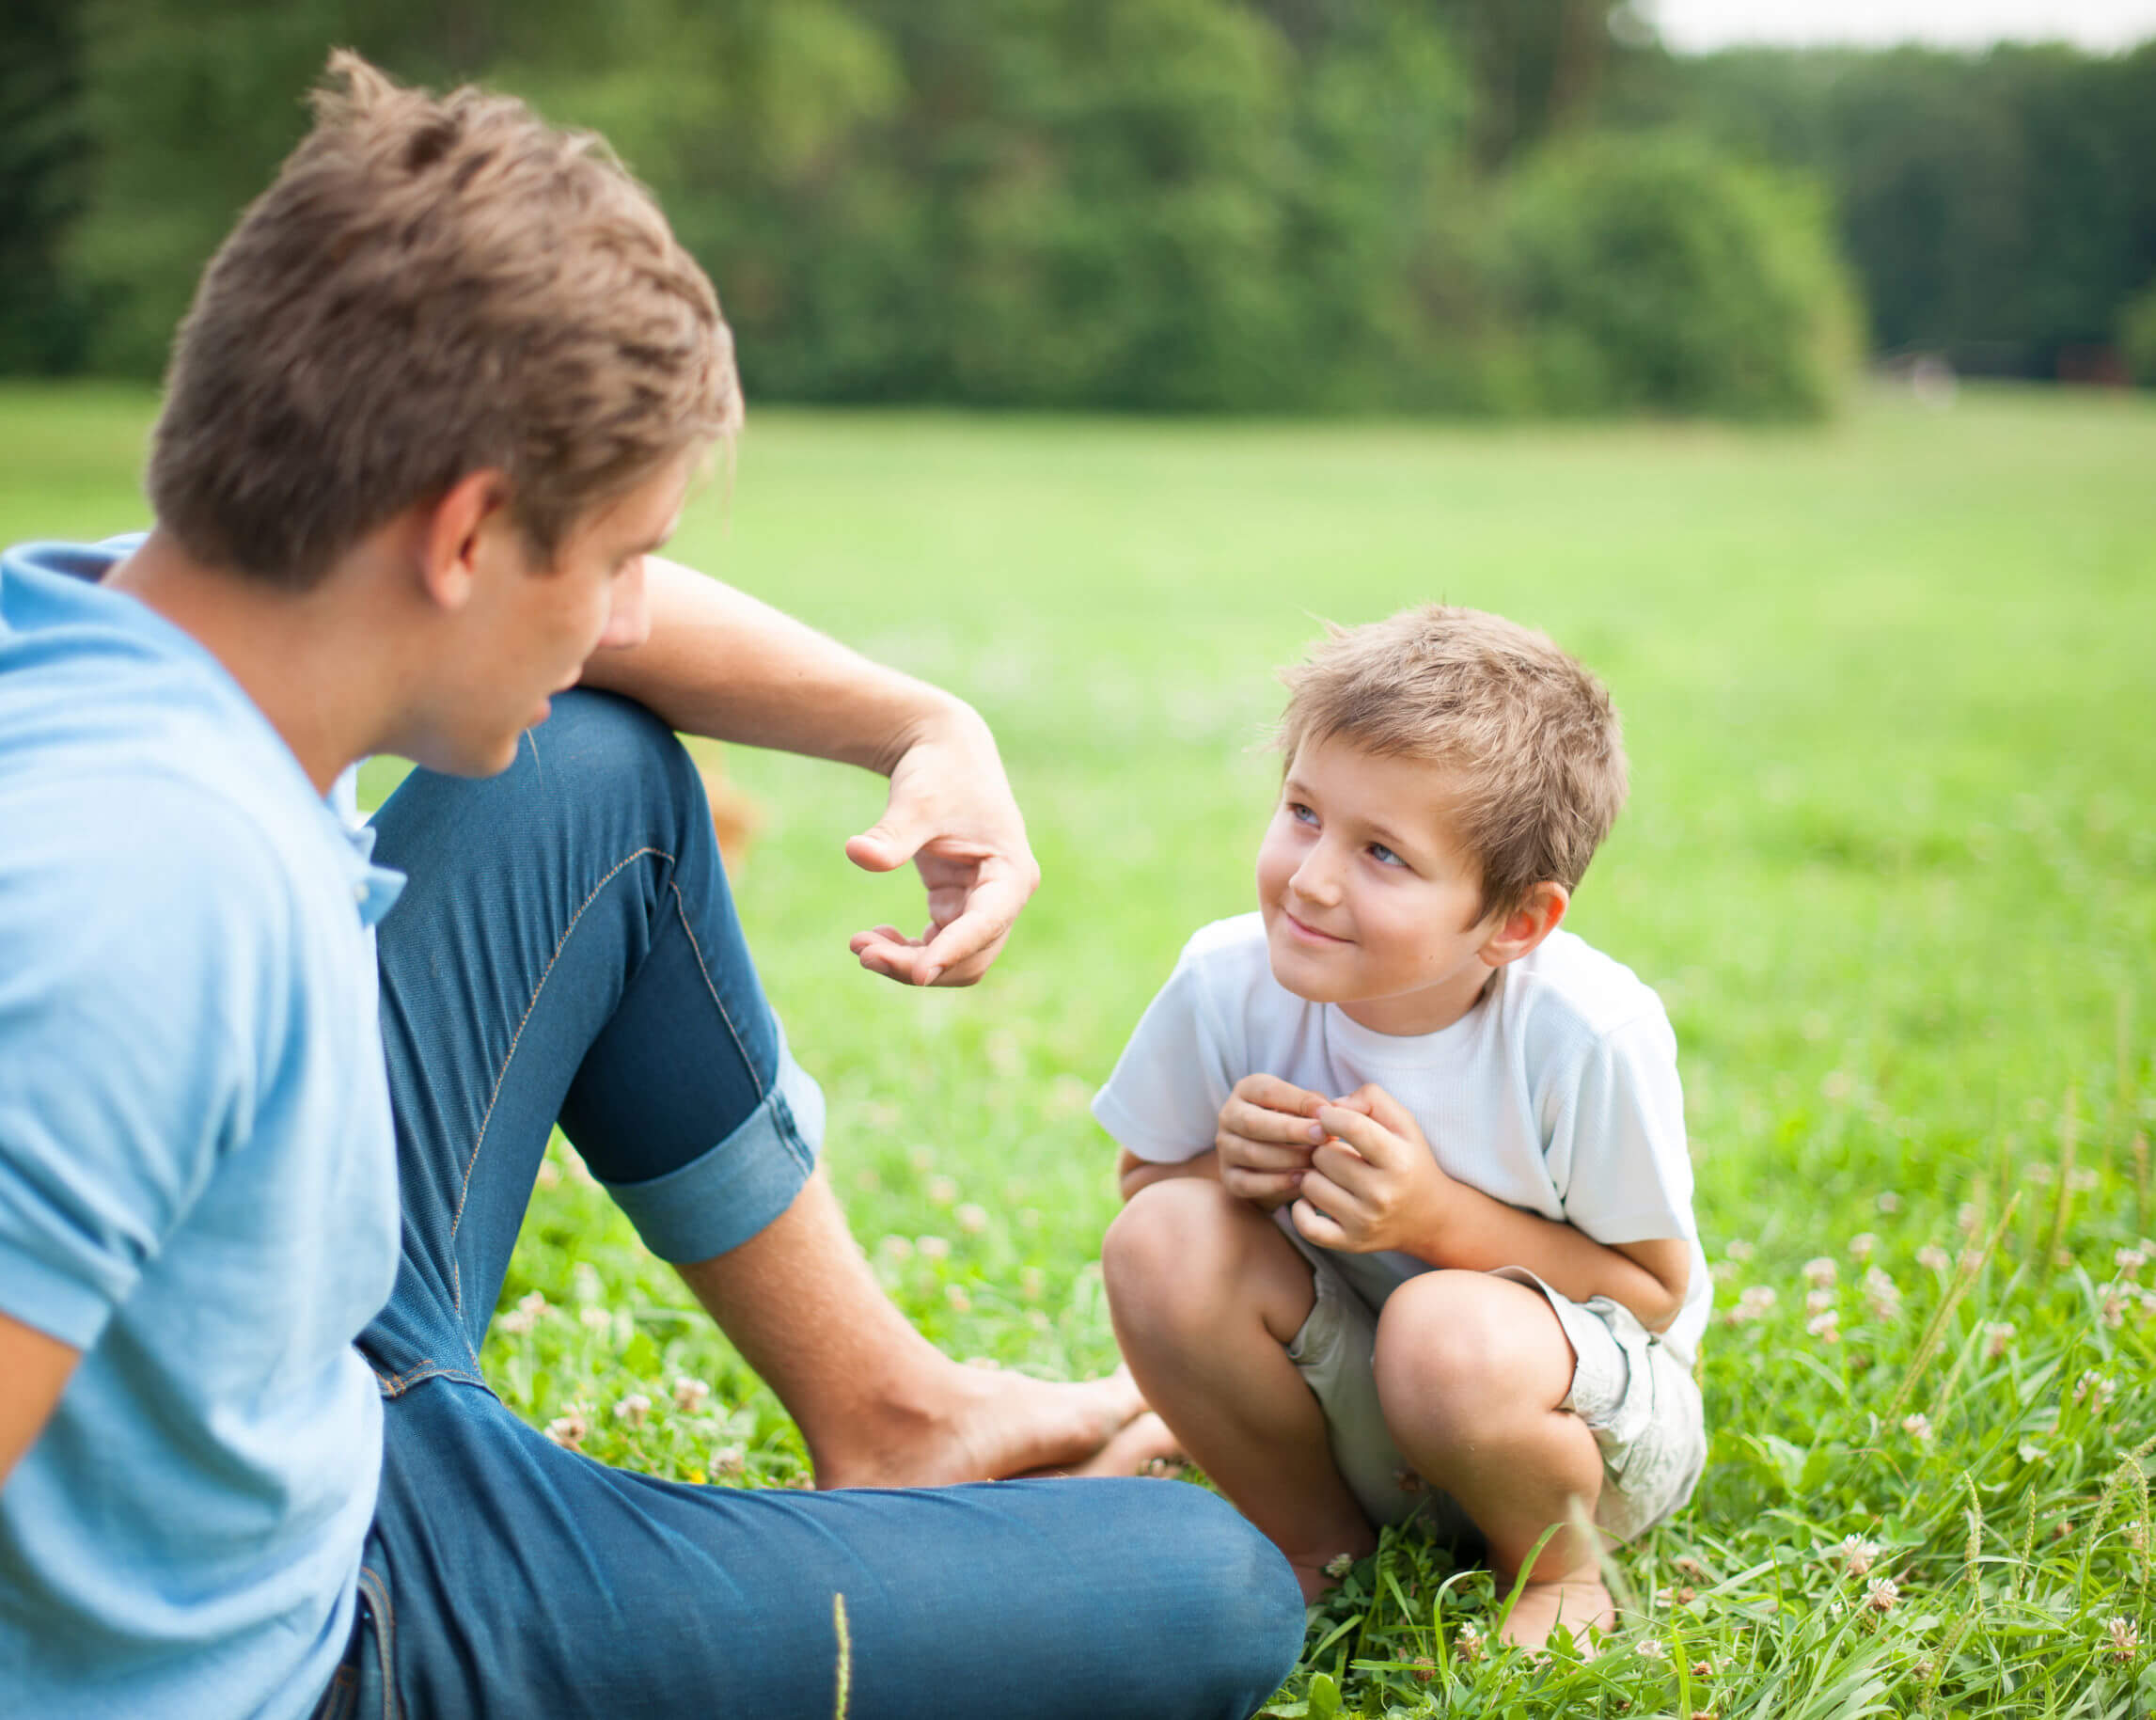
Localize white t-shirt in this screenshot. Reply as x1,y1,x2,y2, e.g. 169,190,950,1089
1093,913,1711,1367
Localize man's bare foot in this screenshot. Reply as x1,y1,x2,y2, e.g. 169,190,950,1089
1499,1577,1614,1651
810,1363,1153,1489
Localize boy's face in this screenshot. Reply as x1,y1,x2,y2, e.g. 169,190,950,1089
1255,738,1505,1037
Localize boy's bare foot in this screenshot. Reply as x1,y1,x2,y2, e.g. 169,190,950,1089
811,1363,1154,1489
1499,1578,1614,1651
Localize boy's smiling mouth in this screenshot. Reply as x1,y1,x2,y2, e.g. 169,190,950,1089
1282,909,1351,945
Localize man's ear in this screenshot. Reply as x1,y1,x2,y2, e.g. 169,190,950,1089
1477,880,1569,969
416,470,511,613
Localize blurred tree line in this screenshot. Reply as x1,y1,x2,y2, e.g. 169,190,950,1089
0,1,2148,413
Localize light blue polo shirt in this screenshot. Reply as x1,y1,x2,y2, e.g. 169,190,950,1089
0,539,403,1717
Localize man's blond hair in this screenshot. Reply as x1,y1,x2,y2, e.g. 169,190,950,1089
148,51,739,590
1277,606,1629,919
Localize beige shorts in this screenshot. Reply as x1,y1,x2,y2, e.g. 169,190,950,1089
1283,1239,1705,1542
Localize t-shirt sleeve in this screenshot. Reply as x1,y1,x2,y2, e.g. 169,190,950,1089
1543,1011,1694,1245
0,781,284,1349
1091,937,1239,1163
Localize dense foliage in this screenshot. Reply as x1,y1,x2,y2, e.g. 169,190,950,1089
3,0,1865,418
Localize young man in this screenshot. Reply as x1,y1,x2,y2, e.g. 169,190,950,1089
1097,607,1709,1648
0,54,1300,1719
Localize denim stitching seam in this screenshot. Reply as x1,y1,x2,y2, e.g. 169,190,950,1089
358,1565,398,1720
446,846,673,1348
668,880,767,1103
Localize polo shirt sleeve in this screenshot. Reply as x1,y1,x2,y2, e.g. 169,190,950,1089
1544,1009,1695,1246
1091,933,1238,1163
0,777,287,1350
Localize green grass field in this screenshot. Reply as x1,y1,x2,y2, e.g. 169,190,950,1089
5,383,2151,1715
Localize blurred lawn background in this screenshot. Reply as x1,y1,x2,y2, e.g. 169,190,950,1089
5,381,2151,1710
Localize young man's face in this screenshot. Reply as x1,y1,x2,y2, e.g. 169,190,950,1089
1254,738,1504,1037
434,453,691,776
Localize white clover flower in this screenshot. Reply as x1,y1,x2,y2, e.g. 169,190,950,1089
1876,1191,1903,1214
943,1285,971,1314
672,1376,712,1413
1802,1256,1838,1288
1724,1239,1756,1262
955,1202,989,1235
545,1412,588,1450
926,1175,959,1207
1865,1576,1899,1614
612,1392,652,1428
2100,1289,2128,1330
2068,1167,2100,1193
496,1303,539,1336
2117,1245,2149,1277
1805,1287,1837,1315
2073,1371,2116,1412
579,1305,613,1333
1848,1232,1878,1262
916,1235,952,1261
710,1444,746,1475
1323,1553,1354,1579
1806,1309,1841,1342
1456,1621,1484,1663
2107,1617,2140,1662
1637,1636,1670,1660
2018,1441,2045,1464
1833,1536,1880,1577
1983,1321,2016,1359
879,1234,915,1260
1901,1412,1933,1444
1916,1244,1952,1271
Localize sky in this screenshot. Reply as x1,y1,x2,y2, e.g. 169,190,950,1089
1650,0,2156,53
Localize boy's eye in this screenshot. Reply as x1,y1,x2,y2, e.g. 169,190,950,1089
1287,802,1317,826
1368,843,1405,867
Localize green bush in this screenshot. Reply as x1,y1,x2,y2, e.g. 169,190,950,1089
1499,133,1861,418
2119,278,2156,385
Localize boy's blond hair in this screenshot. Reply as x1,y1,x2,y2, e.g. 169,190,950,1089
148,51,739,591
1277,606,1628,919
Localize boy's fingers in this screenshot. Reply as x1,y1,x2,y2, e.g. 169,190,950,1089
1316,1104,1402,1171
1353,1083,1420,1139
1220,1095,1327,1145
1219,1136,1314,1175
1233,1074,1327,1116
1222,1166,1302,1205
1289,1194,1350,1251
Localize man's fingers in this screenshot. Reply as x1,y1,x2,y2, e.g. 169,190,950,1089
1220,1095,1326,1146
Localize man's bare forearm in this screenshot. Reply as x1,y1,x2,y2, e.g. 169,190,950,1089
579,556,974,771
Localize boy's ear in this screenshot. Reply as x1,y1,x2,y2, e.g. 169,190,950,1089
415,469,512,613
1477,880,1569,969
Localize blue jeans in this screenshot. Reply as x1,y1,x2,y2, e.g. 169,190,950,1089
320,690,1303,1719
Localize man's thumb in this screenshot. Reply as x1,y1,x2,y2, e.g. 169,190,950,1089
844,820,922,873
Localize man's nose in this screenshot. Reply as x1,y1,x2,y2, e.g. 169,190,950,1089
597,557,652,651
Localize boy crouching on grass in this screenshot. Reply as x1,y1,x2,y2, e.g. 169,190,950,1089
1095,607,1710,1648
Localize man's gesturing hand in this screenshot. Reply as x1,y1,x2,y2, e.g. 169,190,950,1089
1291,1083,1456,1255
1216,1074,1331,1210
844,705,1041,987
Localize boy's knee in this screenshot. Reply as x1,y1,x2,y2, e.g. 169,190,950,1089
1373,1270,1547,1432
1102,1178,1244,1318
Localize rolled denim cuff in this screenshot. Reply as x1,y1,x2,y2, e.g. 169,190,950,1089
601,1034,826,1264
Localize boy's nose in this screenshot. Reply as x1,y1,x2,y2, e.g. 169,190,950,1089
1289,850,1344,906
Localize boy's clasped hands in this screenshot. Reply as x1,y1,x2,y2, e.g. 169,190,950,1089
1217,1074,1458,1257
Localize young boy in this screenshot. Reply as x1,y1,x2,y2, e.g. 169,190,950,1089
1097,606,1708,1648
